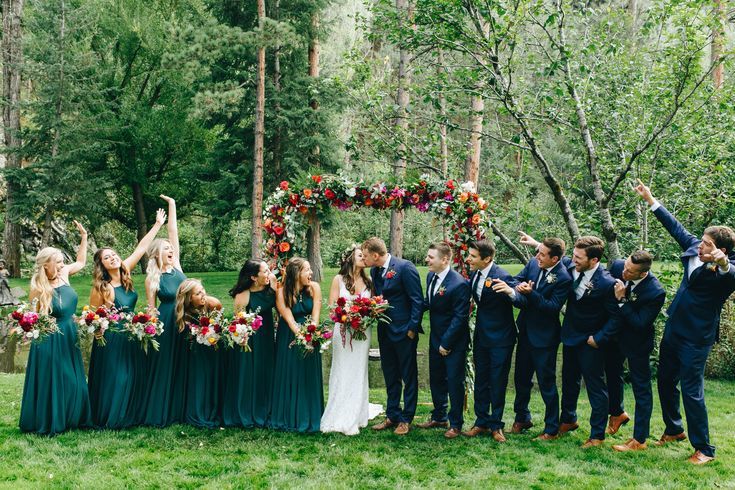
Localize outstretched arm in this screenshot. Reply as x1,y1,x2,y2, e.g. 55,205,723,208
64,220,88,277
124,208,166,272
160,195,182,271
634,179,698,252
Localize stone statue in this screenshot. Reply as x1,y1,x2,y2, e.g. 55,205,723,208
0,260,19,306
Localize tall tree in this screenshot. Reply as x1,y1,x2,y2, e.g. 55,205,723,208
251,0,267,258
306,10,323,281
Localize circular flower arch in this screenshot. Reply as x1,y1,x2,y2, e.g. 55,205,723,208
262,174,491,275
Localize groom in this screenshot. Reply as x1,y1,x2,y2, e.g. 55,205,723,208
362,237,424,435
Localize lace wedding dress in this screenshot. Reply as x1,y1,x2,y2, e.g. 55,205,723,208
320,277,383,435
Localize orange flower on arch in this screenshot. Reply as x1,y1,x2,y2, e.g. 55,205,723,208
471,214,481,225
279,242,291,253
303,188,313,198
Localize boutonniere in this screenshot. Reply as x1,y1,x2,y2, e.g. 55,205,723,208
484,279,492,288
385,268,396,279
630,291,639,303
546,273,557,284
437,286,447,296
706,263,718,273
583,281,595,297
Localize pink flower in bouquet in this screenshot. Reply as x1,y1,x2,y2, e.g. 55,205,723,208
323,331,333,339
252,316,263,330
144,324,156,335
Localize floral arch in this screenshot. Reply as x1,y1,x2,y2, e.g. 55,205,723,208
262,174,491,274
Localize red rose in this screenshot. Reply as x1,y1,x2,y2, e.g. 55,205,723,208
141,314,150,323
304,333,313,343
11,310,23,321
351,318,361,328
229,324,237,333
324,189,336,200
289,194,300,206
279,181,289,191
213,324,222,333
199,316,211,327
95,307,107,317
447,180,455,189
337,297,347,307
311,175,322,184
272,225,284,236
307,324,317,333
200,326,209,336
132,314,140,323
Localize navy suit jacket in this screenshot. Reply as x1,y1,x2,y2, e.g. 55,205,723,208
371,256,425,342
470,264,517,348
424,269,471,352
608,259,666,356
653,204,735,346
512,260,572,348
560,259,620,347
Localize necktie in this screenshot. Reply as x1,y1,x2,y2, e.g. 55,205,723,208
538,269,548,288
429,275,439,303
625,281,633,299
572,272,585,297
471,272,482,302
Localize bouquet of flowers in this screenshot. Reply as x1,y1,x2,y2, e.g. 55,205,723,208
76,305,126,346
125,311,165,353
328,295,390,349
289,315,333,355
187,310,225,349
222,309,263,352
5,301,60,345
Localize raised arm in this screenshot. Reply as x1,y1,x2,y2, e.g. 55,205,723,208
634,179,698,252
160,195,181,271
124,208,166,272
64,220,88,277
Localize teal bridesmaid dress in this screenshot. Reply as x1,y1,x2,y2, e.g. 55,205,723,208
141,268,187,426
19,284,92,435
87,286,143,429
185,316,223,428
269,293,324,432
222,289,276,428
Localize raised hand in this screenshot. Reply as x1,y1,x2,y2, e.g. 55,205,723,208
160,194,175,204
73,220,87,237
519,231,539,248
614,279,627,301
703,248,729,268
155,208,167,226
633,179,655,205
515,281,533,295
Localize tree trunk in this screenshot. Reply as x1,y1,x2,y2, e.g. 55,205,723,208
272,0,282,181
437,50,448,178
389,0,412,257
306,216,323,283
711,0,725,89
306,10,322,281
131,181,147,244
1,0,25,278
251,0,266,258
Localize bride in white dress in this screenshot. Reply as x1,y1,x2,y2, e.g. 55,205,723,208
321,245,383,435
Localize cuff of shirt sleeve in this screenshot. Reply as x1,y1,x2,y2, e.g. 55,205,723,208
650,200,661,212
719,263,731,275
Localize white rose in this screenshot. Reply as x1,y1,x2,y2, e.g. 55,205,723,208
346,187,356,197
460,181,476,193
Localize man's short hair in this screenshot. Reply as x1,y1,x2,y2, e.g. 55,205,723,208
429,242,453,261
629,250,653,273
574,236,605,261
361,237,387,256
542,237,566,259
470,239,496,260
704,225,735,254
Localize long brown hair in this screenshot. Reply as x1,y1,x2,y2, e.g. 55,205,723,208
283,258,311,308
175,279,203,332
338,244,372,295
92,248,134,304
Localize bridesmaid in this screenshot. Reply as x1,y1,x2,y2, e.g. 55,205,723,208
222,259,278,428
19,221,92,435
141,195,187,427
87,208,166,429
175,279,223,428
270,257,324,432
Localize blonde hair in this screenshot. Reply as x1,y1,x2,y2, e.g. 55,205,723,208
146,239,171,295
30,247,63,314
175,278,203,333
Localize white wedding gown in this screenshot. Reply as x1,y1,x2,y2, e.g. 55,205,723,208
320,277,384,435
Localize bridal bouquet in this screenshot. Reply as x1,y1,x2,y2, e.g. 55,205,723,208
328,295,390,349
76,305,126,346
290,315,333,355
222,309,263,352
5,301,59,345
125,311,165,353
187,310,225,348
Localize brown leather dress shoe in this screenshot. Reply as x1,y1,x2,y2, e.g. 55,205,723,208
462,426,489,437
444,427,461,439
606,412,630,435
558,422,579,435
653,432,687,446
581,438,604,449
372,418,396,431
393,422,410,435
612,438,647,452
535,432,560,441
688,450,715,465
416,419,449,429
510,421,534,434
491,429,507,443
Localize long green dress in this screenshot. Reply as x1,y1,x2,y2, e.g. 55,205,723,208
184,311,223,428
269,293,323,432
19,284,92,435
222,289,276,428
87,286,143,429
141,268,187,427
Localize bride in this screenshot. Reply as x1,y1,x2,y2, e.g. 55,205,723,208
321,245,383,435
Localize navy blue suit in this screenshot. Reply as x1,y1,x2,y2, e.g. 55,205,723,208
560,260,620,440
424,269,470,429
607,259,666,443
371,255,424,424
470,264,517,431
653,204,735,457
511,259,572,435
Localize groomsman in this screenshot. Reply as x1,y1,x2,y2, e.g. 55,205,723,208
635,181,735,464
604,251,666,451
362,237,424,435
492,236,572,440
463,239,517,442
559,236,620,448
416,242,471,439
